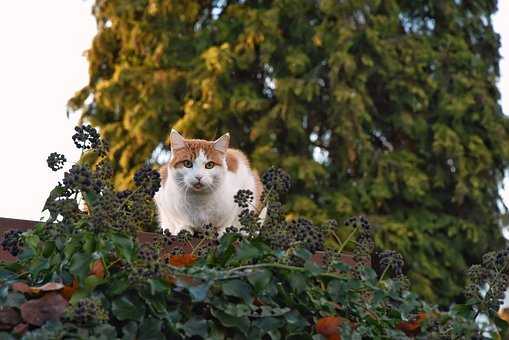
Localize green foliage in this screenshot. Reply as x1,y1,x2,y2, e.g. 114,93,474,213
69,0,509,304
0,128,502,338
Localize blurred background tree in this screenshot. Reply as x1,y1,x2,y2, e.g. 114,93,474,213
69,0,509,304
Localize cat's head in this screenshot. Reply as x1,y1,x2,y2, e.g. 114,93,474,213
167,129,229,193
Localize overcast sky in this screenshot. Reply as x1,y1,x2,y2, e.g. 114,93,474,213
0,1,508,221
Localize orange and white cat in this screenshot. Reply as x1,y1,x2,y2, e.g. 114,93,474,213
154,129,263,235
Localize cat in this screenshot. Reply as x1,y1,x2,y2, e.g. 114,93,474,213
154,129,264,235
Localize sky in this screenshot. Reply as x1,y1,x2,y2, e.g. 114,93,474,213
0,1,508,221
494,1,509,213
0,0,95,220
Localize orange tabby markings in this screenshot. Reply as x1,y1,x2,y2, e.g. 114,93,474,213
253,171,263,209
226,150,239,172
170,139,224,168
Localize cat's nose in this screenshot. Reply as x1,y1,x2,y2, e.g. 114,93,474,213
195,175,202,182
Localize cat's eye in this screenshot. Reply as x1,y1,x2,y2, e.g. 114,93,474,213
205,161,215,169
183,160,193,168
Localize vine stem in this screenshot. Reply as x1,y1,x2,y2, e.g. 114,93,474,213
106,258,122,270
226,262,345,280
14,271,29,279
227,262,306,273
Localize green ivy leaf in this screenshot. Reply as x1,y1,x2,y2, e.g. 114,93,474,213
69,252,92,280
286,272,307,293
303,259,324,276
84,275,105,292
214,233,239,264
332,262,351,272
292,247,312,261
221,279,253,303
139,289,169,319
17,247,35,261
121,321,138,340
29,257,50,279
230,241,261,264
0,332,15,340
285,310,309,333
112,294,146,321
43,185,68,211
0,268,16,281
268,329,282,340
4,292,26,308
0,284,9,304
286,333,313,340
85,191,98,206
108,275,129,296
83,233,97,254
138,317,164,340
148,278,170,295
182,317,209,337
110,234,134,263
69,289,89,304
253,317,284,333
24,232,40,253
211,308,250,336
64,238,81,258
450,304,475,319
93,324,117,339
247,269,272,292
179,281,211,302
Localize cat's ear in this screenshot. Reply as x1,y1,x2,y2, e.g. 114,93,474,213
170,129,186,151
213,133,230,153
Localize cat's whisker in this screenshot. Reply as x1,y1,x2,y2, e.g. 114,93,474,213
183,185,194,212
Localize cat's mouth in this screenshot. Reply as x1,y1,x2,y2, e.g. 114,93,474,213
192,182,205,191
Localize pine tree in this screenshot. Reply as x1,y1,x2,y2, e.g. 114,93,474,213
70,0,509,304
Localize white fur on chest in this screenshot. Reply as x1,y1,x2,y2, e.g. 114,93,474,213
154,158,257,235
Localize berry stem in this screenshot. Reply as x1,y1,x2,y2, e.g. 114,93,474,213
336,227,358,254
115,185,143,214
331,230,343,247
191,237,206,256
377,259,393,283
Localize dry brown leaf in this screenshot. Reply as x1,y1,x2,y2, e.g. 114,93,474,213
498,308,509,323
162,274,176,285
36,282,64,292
169,254,197,267
12,323,29,336
253,297,264,306
316,316,343,338
61,278,78,300
20,292,68,326
12,281,64,295
0,308,21,330
90,259,105,279
396,312,426,336
11,282,32,294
